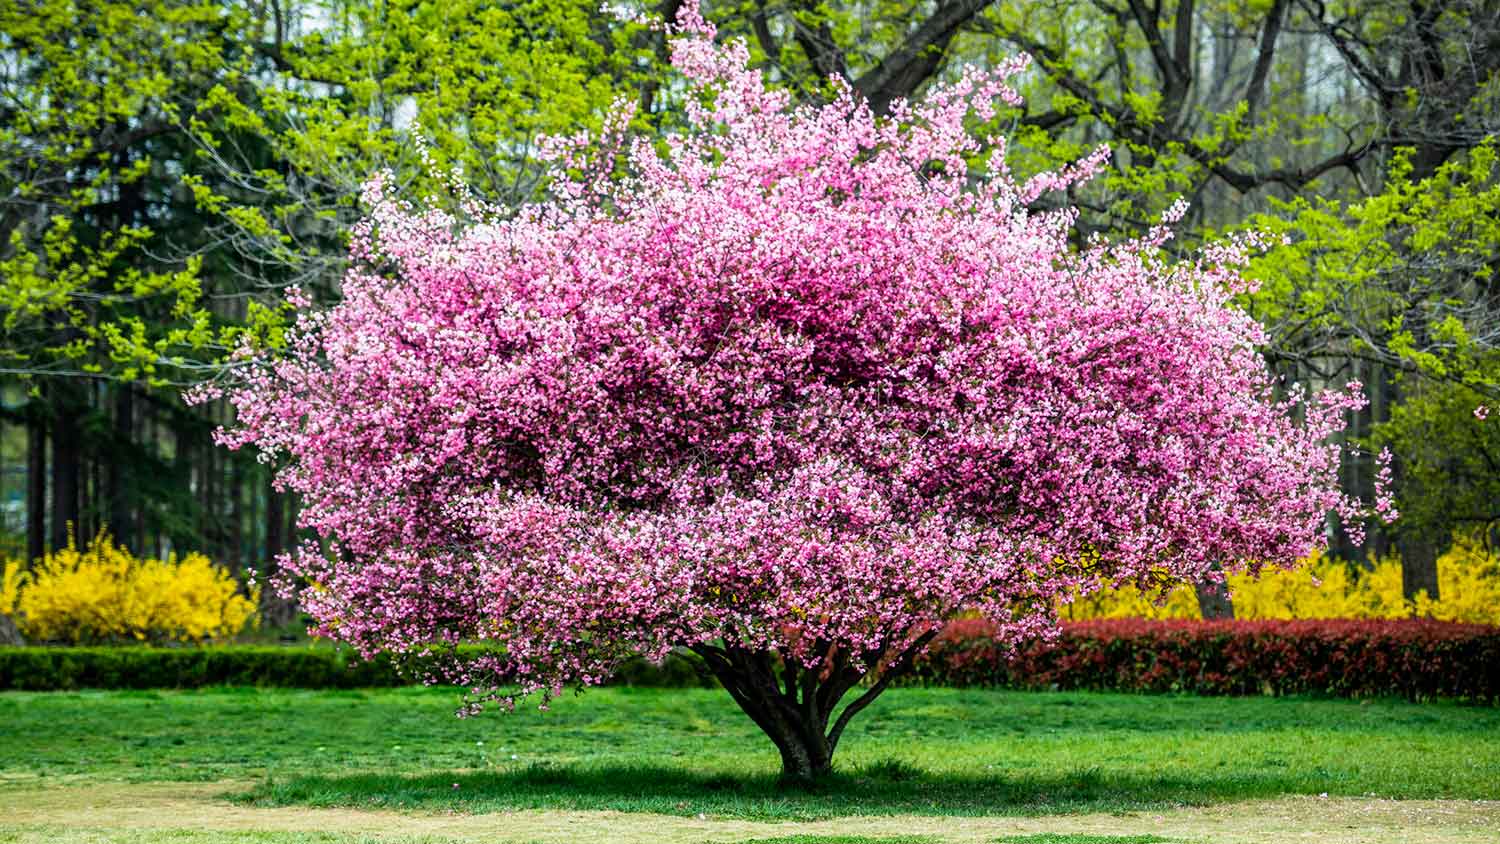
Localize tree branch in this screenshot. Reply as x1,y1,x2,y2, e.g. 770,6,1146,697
854,0,992,115
1245,0,1289,122
791,3,850,83
825,630,937,752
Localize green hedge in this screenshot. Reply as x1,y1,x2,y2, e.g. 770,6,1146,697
0,646,713,691
0,646,395,690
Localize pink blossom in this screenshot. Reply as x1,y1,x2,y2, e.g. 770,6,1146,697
1372,447,1400,524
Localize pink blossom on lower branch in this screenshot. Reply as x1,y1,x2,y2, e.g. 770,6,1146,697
197,4,1378,776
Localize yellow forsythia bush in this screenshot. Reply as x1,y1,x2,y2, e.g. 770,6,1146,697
1414,537,1500,624
0,558,22,618
1,532,258,644
1062,534,1500,624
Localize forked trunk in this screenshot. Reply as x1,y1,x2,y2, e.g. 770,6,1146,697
772,718,834,781
689,631,935,782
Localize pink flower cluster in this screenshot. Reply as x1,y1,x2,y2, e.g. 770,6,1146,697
205,7,1370,707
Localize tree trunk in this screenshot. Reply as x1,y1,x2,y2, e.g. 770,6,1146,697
49,396,82,550
169,413,192,555
1399,535,1441,603
265,480,284,560
774,725,834,781
201,407,217,558
263,478,294,626
1193,565,1235,619
26,414,46,563
689,632,936,781
229,455,244,576
109,384,134,548
88,393,103,540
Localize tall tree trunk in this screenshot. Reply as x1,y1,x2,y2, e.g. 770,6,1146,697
1368,366,1396,561
262,477,297,627
229,455,244,575
26,414,46,563
1399,535,1441,603
265,477,284,564
248,462,261,568
141,399,156,556
109,384,134,548
1330,361,1375,563
49,395,82,551
201,406,217,558
88,411,103,541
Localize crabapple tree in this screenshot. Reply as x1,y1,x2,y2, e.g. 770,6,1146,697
204,7,1374,780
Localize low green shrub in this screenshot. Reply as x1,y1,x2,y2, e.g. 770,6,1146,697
0,645,713,691
0,645,393,690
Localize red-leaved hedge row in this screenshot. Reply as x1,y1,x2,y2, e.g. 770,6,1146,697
911,618,1500,702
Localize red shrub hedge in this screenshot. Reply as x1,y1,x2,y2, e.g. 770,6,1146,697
911,618,1500,702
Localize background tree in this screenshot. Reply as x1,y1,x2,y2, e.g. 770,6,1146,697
0,0,257,567
1243,143,1500,592
0,1,658,610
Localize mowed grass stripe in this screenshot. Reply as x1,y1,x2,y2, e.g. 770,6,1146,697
2,786,1498,844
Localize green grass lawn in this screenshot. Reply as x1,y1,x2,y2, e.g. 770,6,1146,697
1,686,1497,822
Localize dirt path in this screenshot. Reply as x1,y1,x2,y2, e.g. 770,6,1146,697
2,781,1498,843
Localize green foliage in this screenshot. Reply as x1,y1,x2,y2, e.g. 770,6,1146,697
1374,385,1500,539
1241,145,1500,541
0,0,245,382
0,0,659,381
1243,145,1500,382
0,645,396,691
188,0,659,351
0,645,713,691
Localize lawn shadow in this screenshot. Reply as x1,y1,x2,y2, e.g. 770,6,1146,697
238,759,1309,821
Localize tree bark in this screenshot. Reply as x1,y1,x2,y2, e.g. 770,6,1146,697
1399,535,1441,603
108,384,134,548
690,643,837,780
201,404,218,558
87,385,102,540
49,394,82,551
1193,581,1235,619
689,632,935,781
263,477,293,625
26,413,46,563
265,477,284,563
1193,565,1235,619
229,454,244,576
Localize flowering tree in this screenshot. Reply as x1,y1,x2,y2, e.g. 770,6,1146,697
206,8,1377,780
